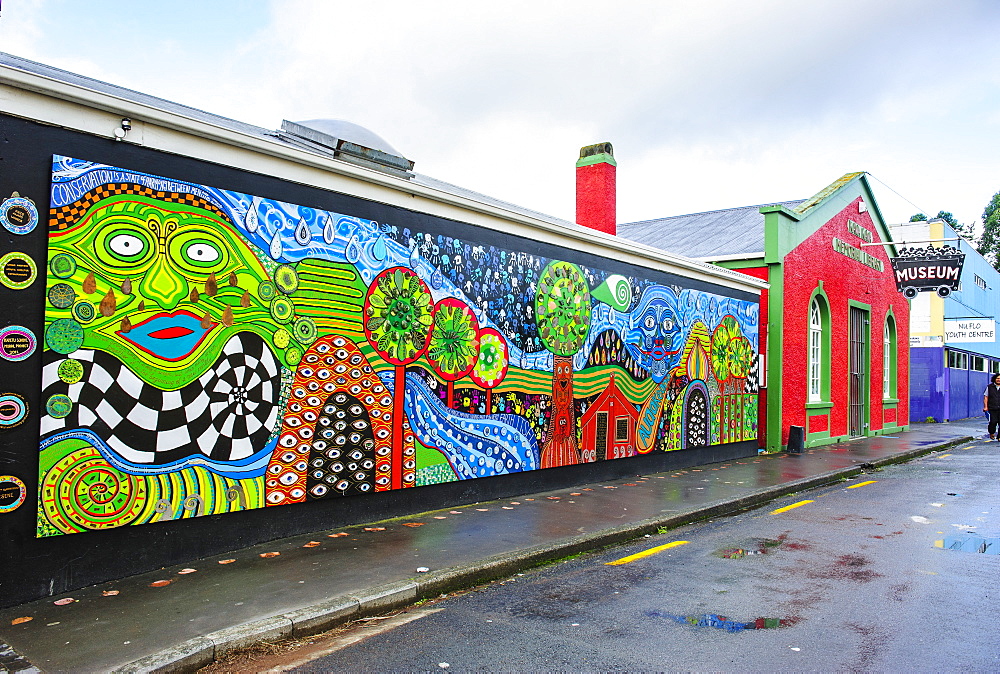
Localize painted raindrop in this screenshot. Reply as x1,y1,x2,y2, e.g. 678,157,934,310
372,235,387,261
345,235,362,263
244,198,259,233
323,216,336,245
295,218,311,246
270,229,284,260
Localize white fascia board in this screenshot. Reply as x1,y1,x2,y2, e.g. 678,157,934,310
695,252,765,263
0,65,764,295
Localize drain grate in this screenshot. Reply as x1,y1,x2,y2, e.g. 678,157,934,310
0,642,38,673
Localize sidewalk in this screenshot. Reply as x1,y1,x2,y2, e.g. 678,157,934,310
0,421,981,673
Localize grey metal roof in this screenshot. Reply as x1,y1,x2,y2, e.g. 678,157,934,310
411,173,575,227
0,51,576,228
618,200,806,259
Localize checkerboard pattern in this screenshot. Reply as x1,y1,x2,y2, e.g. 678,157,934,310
49,184,230,230
41,333,282,465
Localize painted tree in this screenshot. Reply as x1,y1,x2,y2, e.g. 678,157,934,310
364,267,433,489
470,327,509,413
711,315,753,442
534,260,592,468
426,298,480,408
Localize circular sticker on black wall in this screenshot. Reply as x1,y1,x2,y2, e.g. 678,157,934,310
0,252,38,290
0,393,28,429
0,475,26,513
0,326,37,361
0,195,39,235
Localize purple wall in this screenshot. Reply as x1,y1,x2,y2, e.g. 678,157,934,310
909,347,944,422
956,369,991,421
910,346,991,422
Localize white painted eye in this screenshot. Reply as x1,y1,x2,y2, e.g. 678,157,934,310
643,315,656,330
186,242,220,262
109,233,145,256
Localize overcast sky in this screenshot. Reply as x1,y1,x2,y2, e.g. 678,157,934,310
3,0,1000,232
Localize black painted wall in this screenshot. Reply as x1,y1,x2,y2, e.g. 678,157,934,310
0,114,757,608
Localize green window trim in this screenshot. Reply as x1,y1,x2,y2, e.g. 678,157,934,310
808,287,832,404
883,311,897,401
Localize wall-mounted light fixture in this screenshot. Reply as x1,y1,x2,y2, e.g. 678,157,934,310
113,118,131,141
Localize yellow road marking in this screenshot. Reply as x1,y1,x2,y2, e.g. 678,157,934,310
847,480,877,489
938,454,952,458
605,540,689,565
770,500,814,514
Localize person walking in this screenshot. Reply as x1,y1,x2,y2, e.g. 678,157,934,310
983,373,1000,440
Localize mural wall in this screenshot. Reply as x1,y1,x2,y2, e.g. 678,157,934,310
37,156,759,537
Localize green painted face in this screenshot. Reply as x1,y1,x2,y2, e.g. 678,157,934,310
47,194,275,389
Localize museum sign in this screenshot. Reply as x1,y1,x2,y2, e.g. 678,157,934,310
890,244,965,298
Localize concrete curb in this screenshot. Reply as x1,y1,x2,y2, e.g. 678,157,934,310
117,435,972,673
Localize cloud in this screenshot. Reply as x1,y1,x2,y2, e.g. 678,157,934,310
4,0,1000,227
0,0,47,58
240,0,1000,225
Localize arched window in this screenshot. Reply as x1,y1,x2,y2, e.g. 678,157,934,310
809,299,823,401
883,315,896,399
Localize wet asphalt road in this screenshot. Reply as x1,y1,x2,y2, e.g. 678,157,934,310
291,439,999,672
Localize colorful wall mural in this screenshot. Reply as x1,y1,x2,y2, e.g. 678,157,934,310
37,155,760,537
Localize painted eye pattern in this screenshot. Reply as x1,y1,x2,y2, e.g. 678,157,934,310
266,338,401,503
108,233,146,257
185,242,220,262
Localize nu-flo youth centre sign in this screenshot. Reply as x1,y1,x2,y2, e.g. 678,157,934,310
944,318,996,343
890,244,965,299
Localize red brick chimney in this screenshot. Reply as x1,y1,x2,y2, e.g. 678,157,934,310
576,142,616,235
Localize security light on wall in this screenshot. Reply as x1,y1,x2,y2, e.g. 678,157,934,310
113,118,131,141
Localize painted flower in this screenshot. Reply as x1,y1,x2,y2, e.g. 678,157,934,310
711,314,747,383
364,267,433,365
730,335,753,380
471,328,509,389
427,298,480,380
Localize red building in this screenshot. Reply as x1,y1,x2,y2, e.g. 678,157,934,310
619,173,909,451
580,375,641,461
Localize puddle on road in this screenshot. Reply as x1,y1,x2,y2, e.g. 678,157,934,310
714,534,809,559
935,535,999,555
716,539,781,559
647,611,799,632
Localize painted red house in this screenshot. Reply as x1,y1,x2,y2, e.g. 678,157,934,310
619,173,909,451
580,375,641,461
